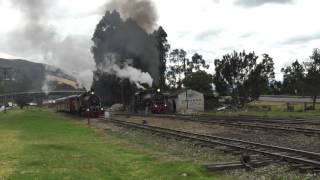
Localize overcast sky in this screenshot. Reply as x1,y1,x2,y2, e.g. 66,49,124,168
1,0,320,80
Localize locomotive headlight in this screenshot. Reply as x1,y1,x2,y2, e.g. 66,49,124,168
154,105,158,108
101,108,104,111
164,104,167,107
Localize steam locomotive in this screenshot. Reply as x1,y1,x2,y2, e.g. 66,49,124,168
54,89,104,118
133,89,169,114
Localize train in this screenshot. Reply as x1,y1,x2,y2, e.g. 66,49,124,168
54,89,104,118
52,88,169,116
132,89,169,114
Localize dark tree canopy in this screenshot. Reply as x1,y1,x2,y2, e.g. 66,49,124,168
186,53,209,75
279,48,320,109
247,54,275,100
281,60,305,95
91,10,160,105
304,48,320,109
166,50,210,90
182,70,213,94
213,51,275,107
153,26,170,89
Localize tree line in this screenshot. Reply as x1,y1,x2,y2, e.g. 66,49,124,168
155,27,320,108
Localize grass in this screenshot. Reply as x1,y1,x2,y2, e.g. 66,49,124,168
205,101,320,120
108,128,238,164
0,108,215,179
1,108,318,180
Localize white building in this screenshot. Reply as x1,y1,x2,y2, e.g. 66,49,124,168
175,89,204,114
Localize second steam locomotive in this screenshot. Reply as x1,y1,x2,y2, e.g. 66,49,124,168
132,89,169,114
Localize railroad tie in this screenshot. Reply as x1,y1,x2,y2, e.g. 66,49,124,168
312,169,320,173
298,166,317,173
205,160,271,171
290,163,306,168
299,166,316,170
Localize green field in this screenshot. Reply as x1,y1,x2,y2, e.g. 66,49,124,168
206,101,320,120
0,109,213,179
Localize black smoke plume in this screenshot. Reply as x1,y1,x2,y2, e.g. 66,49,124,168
104,0,158,33
91,9,160,105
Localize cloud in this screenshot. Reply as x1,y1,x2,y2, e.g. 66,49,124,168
3,0,95,90
281,32,320,45
195,29,222,41
235,0,293,7
176,31,190,38
239,32,255,38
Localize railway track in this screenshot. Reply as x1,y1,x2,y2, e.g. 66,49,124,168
152,114,320,126
113,113,320,136
174,118,320,136
107,118,320,173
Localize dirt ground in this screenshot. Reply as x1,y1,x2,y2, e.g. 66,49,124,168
111,115,320,153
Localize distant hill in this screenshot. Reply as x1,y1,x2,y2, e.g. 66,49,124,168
0,58,80,93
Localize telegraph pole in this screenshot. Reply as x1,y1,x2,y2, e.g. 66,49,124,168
1,67,12,113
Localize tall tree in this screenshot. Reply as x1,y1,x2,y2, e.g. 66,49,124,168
186,53,209,75
245,54,275,100
166,49,188,89
182,70,213,94
182,53,212,93
213,51,275,107
153,26,170,89
305,48,320,109
91,10,159,105
281,60,305,95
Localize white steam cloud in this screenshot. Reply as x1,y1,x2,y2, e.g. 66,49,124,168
42,75,50,95
98,53,153,88
3,0,95,91
75,69,94,90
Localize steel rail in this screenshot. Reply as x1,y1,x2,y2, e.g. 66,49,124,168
107,118,320,169
114,113,320,135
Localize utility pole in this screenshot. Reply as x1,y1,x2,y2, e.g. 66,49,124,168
121,80,125,106
1,67,12,113
186,89,189,110
86,108,90,125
